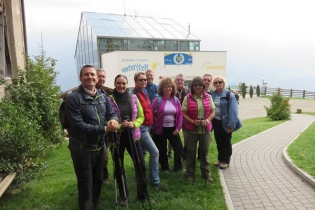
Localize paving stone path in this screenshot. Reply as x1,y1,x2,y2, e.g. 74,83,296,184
220,114,315,210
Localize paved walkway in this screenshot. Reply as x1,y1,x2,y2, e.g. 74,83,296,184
220,114,315,210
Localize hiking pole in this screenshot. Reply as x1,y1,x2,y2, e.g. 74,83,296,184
124,116,152,210
110,141,119,210
113,132,129,210
200,121,207,185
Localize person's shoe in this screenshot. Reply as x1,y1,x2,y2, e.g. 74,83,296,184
186,176,193,181
103,173,110,183
214,161,221,167
219,163,229,169
174,168,186,173
120,197,128,206
204,176,214,183
152,183,167,192
162,170,170,174
168,153,172,159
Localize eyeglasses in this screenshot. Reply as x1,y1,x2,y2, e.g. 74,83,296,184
137,78,147,82
204,79,211,82
193,84,203,87
213,81,223,85
175,79,184,82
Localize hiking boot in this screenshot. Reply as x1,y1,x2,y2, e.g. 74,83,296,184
214,161,221,167
120,197,128,206
186,176,193,181
204,176,214,183
219,163,229,169
162,170,170,174
152,183,167,192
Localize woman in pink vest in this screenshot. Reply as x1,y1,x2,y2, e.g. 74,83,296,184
151,78,183,173
181,76,215,183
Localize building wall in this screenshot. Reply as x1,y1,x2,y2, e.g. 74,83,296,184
5,0,26,78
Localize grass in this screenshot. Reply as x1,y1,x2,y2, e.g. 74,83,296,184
287,113,315,178
0,117,287,210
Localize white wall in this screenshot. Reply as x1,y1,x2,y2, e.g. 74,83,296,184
101,51,227,88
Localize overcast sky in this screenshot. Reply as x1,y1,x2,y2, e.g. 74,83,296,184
25,0,315,92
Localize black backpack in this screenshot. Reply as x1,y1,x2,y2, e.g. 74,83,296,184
59,89,82,129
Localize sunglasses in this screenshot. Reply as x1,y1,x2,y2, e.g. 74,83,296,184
137,78,147,82
213,81,223,85
204,79,211,82
193,84,203,87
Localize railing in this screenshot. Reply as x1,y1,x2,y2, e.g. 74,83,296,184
261,86,315,99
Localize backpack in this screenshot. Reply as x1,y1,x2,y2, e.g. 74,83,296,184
59,89,82,129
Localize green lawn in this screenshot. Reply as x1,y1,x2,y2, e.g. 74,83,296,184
287,113,315,178
0,117,287,210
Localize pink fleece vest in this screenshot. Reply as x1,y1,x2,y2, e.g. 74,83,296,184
184,93,212,132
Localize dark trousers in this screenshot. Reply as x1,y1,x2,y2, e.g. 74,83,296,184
70,147,104,210
153,127,183,171
113,129,147,199
212,118,232,164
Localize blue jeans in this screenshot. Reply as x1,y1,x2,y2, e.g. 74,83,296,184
140,126,160,185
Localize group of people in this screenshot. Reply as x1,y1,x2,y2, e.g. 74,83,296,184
65,65,241,210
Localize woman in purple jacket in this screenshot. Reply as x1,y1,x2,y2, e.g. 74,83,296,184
151,77,183,173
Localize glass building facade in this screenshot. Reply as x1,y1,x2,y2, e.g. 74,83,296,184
74,12,201,75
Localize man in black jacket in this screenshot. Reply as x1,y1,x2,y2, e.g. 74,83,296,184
65,65,119,210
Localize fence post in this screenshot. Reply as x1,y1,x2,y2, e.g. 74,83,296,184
277,88,281,95
290,89,293,98
303,90,305,98
264,86,267,95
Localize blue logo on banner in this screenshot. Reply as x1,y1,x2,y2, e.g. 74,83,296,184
164,53,193,65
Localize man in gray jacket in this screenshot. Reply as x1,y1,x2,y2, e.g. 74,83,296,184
65,65,118,210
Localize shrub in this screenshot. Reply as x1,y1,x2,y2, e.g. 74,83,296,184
7,53,64,144
0,99,48,185
256,85,261,97
249,85,253,98
241,83,247,98
264,93,291,120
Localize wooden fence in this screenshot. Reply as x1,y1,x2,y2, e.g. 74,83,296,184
261,87,315,99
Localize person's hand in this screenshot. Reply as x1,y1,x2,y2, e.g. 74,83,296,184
121,120,129,128
200,120,206,126
172,129,179,135
193,119,200,126
127,121,135,128
226,128,233,133
107,120,119,131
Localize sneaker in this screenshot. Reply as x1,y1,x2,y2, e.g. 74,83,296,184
204,176,214,183
214,161,221,167
120,197,128,206
168,153,172,159
219,163,229,169
162,170,170,174
186,176,193,181
152,183,167,192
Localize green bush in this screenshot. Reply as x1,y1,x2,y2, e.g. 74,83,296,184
264,93,291,120
256,85,261,97
249,85,253,98
0,99,48,185
7,53,64,144
241,83,247,98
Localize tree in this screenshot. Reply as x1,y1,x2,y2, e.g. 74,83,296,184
256,85,261,97
241,83,247,98
249,85,253,98
7,52,64,144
